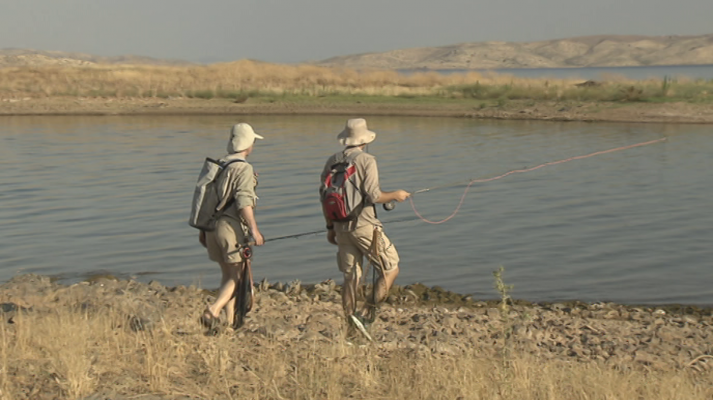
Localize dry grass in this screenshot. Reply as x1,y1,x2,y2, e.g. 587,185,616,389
1,60,710,104
0,61,469,98
1,304,711,400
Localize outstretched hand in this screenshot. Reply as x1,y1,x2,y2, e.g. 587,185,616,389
393,190,411,202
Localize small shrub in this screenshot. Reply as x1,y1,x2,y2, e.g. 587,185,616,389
661,75,670,97
187,90,215,99
618,86,646,102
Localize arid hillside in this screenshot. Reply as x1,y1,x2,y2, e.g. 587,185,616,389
317,34,713,69
0,48,193,68
5,34,713,70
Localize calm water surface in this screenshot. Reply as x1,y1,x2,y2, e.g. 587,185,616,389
411,64,713,80
1,115,711,305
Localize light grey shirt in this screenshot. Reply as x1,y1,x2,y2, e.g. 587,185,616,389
216,155,258,223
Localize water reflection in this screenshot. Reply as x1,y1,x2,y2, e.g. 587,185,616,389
0,115,711,305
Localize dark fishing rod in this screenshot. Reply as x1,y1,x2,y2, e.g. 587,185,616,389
264,215,421,243
264,229,325,243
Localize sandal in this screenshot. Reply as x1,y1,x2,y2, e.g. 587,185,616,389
199,309,220,329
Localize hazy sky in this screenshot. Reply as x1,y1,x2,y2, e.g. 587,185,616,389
1,0,712,63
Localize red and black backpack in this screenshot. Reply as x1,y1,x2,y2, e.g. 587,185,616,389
320,152,365,222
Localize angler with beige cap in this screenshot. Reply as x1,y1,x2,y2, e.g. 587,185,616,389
192,122,265,329
319,118,410,339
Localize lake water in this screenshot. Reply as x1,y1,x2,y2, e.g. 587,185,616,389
1,115,711,305
404,64,713,81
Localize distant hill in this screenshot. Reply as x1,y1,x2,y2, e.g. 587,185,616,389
317,34,713,70
6,34,713,70
0,48,194,68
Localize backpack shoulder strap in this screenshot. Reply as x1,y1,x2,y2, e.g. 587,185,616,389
220,158,247,169
344,149,362,161
329,151,348,170
344,150,375,214
332,149,361,167
214,159,248,212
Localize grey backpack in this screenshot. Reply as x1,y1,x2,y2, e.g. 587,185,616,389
188,158,245,231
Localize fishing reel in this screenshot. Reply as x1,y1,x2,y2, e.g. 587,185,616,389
241,245,253,260
239,239,254,260
383,202,396,211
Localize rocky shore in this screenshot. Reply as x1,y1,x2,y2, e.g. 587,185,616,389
2,274,711,372
1,274,711,398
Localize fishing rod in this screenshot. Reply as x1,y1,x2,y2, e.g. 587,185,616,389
264,137,668,240
410,137,668,197
380,177,473,210
409,137,668,224
264,215,422,243
264,229,325,243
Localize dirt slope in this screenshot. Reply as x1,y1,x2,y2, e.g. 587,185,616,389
318,34,713,69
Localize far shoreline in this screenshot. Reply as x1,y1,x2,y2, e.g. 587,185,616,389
2,97,713,124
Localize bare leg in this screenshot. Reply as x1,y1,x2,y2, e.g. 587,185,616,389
375,266,399,303
359,266,399,317
225,263,246,327
341,268,359,318
208,261,241,323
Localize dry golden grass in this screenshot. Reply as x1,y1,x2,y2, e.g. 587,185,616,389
2,304,711,400
0,61,464,98
1,60,710,103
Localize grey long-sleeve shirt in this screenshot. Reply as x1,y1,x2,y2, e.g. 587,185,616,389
216,156,258,223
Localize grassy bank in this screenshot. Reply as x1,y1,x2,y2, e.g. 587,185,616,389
2,274,712,399
3,306,710,399
1,60,711,104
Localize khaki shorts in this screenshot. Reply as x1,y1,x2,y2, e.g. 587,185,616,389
335,225,400,280
206,217,249,264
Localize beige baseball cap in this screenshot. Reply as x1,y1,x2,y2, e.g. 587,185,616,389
227,123,264,154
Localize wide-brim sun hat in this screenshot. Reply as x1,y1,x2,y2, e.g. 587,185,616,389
227,123,264,154
337,118,376,146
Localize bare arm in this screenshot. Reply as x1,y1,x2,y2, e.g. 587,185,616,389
361,155,410,204
376,190,410,204
239,206,264,246
322,207,338,245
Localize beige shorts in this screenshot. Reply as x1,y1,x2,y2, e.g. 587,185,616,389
206,217,249,264
335,225,400,280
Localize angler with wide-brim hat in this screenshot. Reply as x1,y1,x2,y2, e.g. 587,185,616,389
336,117,377,146
319,118,410,340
